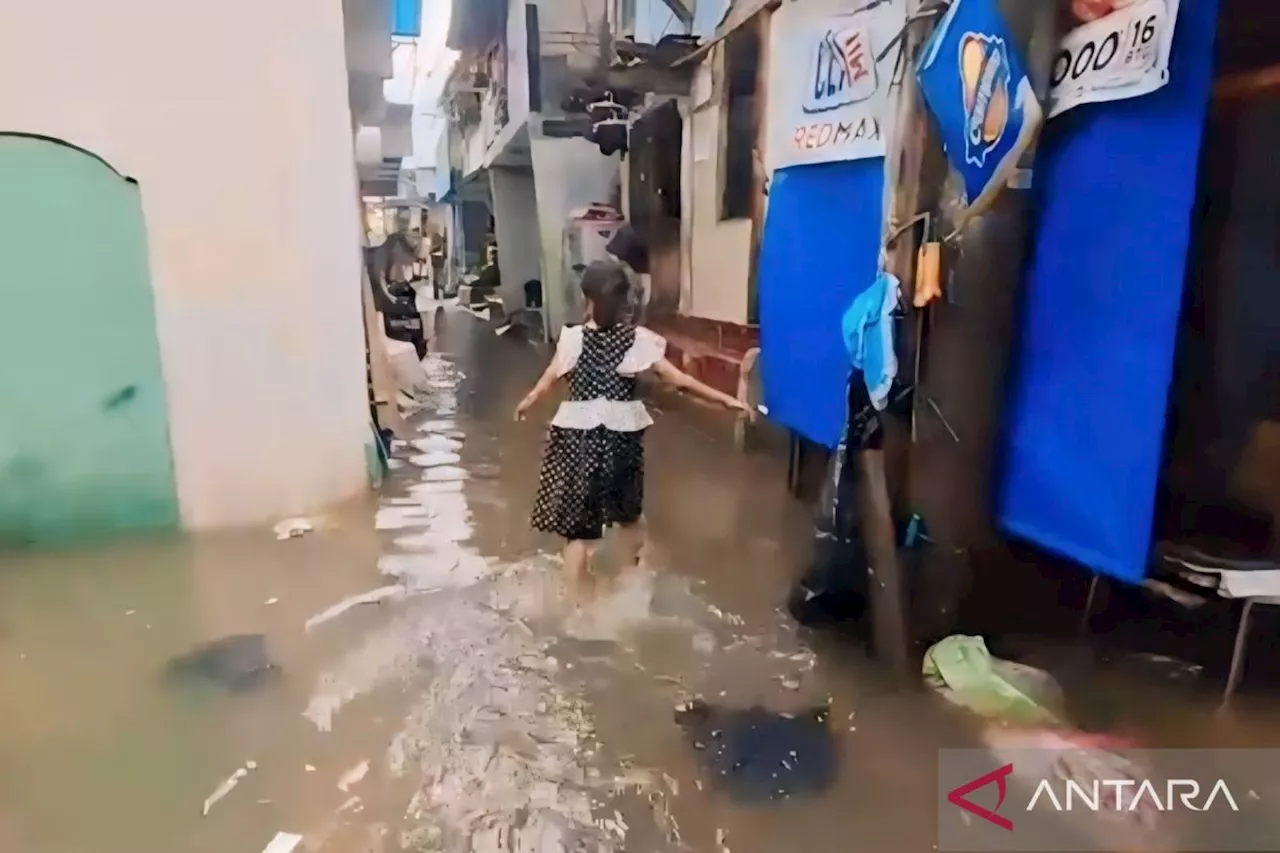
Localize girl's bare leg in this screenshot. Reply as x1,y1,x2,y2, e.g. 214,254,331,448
616,517,646,569
562,539,595,604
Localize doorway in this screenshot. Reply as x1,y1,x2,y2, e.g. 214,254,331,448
0,135,178,544
628,98,683,318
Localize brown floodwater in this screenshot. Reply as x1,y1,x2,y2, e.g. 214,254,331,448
2,308,1279,853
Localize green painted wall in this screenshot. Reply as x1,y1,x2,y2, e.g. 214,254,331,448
0,135,179,545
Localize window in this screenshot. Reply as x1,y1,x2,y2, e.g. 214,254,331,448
619,0,638,35
720,24,761,221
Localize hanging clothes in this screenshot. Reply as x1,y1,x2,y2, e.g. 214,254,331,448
786,375,898,628
841,272,900,411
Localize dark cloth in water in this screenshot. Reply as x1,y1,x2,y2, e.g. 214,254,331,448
675,700,836,803
165,634,279,692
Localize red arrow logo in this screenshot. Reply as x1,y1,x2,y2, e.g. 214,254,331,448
947,763,1015,830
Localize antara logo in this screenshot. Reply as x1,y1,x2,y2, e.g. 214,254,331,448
1027,778,1241,813
947,763,1242,832
948,763,1015,830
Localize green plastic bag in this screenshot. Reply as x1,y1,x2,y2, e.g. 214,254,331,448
922,635,1064,726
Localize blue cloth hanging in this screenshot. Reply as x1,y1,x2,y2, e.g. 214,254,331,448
841,271,900,410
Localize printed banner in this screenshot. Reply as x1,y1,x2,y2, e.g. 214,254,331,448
765,0,906,172
916,0,1043,214
1048,0,1182,118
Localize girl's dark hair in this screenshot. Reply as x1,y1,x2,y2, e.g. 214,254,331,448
580,259,632,328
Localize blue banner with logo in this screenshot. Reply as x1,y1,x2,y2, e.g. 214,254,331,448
916,0,1042,213
997,0,1218,583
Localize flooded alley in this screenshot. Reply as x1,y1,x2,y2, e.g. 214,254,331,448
0,309,952,853
3,309,1280,853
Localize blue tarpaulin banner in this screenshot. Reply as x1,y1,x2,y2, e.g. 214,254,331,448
916,0,1042,214
393,0,422,37
759,158,885,448
997,0,1219,584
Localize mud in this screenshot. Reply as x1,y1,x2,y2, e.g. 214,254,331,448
2,307,1279,853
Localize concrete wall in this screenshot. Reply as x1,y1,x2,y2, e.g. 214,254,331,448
529,137,620,336
459,0,533,175
489,167,542,310
686,89,752,325
0,0,372,529
535,0,608,66
506,0,532,134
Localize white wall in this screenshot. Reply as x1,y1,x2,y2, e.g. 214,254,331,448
506,0,532,135
535,0,609,73
0,0,372,529
464,0,533,173
686,93,752,324
529,137,620,335
488,167,542,310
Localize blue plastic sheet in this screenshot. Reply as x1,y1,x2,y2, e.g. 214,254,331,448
393,0,422,37
758,158,885,447
997,0,1220,583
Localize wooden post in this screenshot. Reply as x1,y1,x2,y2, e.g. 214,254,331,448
902,0,1061,644
855,0,951,680
746,4,775,326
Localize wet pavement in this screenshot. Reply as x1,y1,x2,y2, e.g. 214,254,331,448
2,307,1279,853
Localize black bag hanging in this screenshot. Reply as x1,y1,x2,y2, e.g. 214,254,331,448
787,374,878,628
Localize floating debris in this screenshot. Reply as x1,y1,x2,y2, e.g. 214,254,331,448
260,831,303,853
202,762,255,816
166,635,279,692
305,586,406,632
273,517,314,540
706,604,745,626
675,700,836,803
337,759,370,792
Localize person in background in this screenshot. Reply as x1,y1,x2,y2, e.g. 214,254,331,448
605,224,651,324
515,260,749,598
430,233,447,300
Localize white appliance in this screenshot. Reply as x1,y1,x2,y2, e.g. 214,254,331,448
556,204,623,335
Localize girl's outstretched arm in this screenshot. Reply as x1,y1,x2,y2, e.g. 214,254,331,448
515,361,560,421
651,358,750,414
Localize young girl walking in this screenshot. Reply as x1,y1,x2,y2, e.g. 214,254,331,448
515,260,749,583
